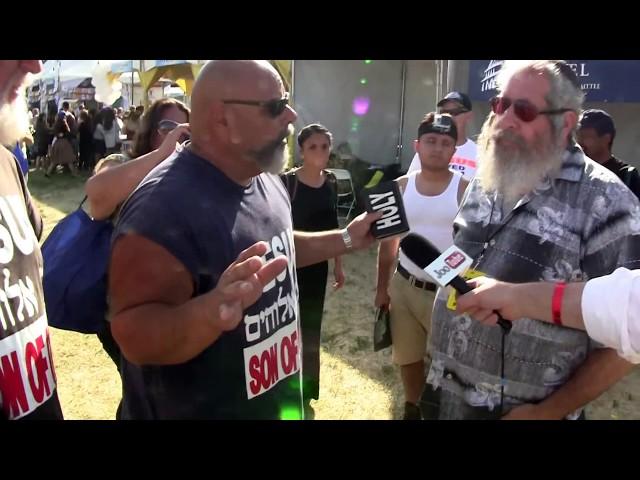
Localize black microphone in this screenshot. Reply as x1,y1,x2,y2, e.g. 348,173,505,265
400,233,512,333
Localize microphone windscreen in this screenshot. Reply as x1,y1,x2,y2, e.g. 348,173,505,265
399,233,441,269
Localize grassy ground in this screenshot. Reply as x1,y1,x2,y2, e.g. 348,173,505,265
29,168,640,420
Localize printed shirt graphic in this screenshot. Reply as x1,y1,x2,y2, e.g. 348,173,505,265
427,147,640,419
113,145,302,420
0,147,62,420
407,139,478,181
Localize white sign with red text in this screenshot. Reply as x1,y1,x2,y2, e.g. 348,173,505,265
0,315,57,419
243,320,300,400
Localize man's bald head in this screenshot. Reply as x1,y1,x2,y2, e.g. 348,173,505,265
192,60,281,105
191,60,282,133
188,60,297,179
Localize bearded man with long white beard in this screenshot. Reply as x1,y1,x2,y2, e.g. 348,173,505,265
421,60,640,420
0,60,64,420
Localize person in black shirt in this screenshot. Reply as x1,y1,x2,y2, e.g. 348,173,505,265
281,124,344,418
577,109,640,199
77,110,94,171
33,113,52,171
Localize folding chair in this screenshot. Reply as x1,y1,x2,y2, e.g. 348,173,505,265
327,168,356,225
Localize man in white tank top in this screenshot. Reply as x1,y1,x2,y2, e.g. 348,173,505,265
375,113,469,419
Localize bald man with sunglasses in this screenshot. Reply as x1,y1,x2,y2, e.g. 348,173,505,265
422,60,640,420
108,60,382,420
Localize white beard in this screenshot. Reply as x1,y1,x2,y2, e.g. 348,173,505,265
258,141,289,175
253,124,294,175
0,88,31,147
476,116,564,205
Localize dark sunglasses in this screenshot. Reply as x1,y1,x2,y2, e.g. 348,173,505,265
489,96,573,123
438,107,468,117
222,92,290,118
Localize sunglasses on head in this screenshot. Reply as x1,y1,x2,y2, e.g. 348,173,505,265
489,96,574,123
222,92,290,118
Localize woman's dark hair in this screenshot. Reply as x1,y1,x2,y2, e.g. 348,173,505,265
102,107,115,131
36,113,47,130
79,110,91,128
47,111,57,127
54,116,70,136
297,123,333,148
131,98,190,158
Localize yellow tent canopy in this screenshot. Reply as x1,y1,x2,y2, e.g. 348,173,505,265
139,62,205,107
138,60,292,107
270,60,292,91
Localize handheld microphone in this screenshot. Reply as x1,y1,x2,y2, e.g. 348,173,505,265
399,233,512,333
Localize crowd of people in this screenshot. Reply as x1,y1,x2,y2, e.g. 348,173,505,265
1,59,640,421
27,102,146,177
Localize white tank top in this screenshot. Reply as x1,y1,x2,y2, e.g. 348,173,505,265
398,171,462,281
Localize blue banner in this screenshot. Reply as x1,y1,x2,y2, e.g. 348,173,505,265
468,60,640,103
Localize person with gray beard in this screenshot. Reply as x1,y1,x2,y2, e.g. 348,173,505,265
422,60,640,420
108,60,382,419
0,60,64,420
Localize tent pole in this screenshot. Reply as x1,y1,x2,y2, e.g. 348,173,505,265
435,60,446,109
290,60,296,102
57,60,61,110
396,60,407,166
447,60,456,92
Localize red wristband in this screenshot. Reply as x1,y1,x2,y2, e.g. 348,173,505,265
552,282,566,326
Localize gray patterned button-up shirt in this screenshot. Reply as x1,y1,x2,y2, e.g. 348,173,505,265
426,146,640,419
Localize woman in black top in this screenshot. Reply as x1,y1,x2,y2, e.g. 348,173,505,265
78,110,94,171
281,124,345,418
33,113,51,170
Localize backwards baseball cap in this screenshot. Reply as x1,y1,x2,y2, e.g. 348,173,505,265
418,113,458,142
437,91,472,112
578,109,616,137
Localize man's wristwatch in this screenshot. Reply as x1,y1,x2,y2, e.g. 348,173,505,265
341,228,353,250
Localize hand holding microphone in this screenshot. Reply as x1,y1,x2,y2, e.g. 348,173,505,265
399,233,512,333
455,276,526,326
